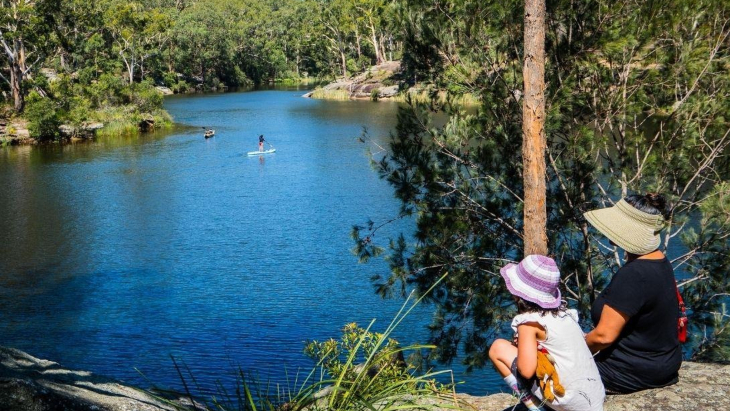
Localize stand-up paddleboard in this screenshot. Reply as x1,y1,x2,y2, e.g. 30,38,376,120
247,148,276,156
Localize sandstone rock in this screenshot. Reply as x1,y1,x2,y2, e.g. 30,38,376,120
455,361,730,411
0,347,180,411
304,61,402,101
156,86,174,95
2,346,727,411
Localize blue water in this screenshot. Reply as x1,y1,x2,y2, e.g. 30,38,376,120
0,89,502,397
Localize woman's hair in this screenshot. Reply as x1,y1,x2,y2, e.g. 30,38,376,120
515,297,566,316
624,192,669,219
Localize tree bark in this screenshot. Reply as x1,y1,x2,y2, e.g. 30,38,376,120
368,18,382,64
341,50,347,78
522,0,548,256
10,61,23,112
355,27,362,60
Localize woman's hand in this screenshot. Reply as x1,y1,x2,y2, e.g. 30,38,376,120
585,304,629,353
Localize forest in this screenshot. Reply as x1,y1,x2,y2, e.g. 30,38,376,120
0,0,399,139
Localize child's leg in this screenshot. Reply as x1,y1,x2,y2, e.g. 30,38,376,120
489,339,544,411
489,338,517,377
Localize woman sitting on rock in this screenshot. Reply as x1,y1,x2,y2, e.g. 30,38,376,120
584,193,682,394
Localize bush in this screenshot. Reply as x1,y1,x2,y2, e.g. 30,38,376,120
162,72,179,88
77,67,98,85
129,82,163,113
347,58,361,75
88,74,125,107
25,92,60,141
371,88,380,101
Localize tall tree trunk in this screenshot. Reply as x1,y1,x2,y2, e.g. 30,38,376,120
201,60,205,85
355,27,362,60
340,49,347,78
296,51,300,78
10,62,23,112
522,0,548,256
368,18,382,65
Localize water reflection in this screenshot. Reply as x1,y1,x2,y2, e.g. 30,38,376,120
0,90,502,395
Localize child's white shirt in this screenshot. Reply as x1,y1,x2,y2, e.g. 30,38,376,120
511,309,605,411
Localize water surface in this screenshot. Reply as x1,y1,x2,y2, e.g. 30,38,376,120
0,89,502,396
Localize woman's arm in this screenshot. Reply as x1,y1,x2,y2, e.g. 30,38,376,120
585,304,630,353
516,323,542,379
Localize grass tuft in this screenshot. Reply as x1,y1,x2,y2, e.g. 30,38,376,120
308,89,352,101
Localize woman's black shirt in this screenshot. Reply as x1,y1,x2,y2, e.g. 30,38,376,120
591,257,682,393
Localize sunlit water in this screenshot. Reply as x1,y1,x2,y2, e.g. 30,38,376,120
0,89,503,397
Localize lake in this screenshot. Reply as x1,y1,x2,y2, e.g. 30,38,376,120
0,88,502,398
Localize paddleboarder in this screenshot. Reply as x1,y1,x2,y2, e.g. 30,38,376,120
259,134,265,152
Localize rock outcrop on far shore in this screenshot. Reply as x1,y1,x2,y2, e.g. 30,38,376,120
1,346,728,411
303,61,401,101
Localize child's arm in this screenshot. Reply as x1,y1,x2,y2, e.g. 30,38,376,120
515,322,542,379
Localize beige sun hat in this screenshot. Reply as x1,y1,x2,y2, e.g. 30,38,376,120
583,199,667,255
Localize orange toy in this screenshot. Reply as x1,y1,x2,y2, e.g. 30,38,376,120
536,348,565,402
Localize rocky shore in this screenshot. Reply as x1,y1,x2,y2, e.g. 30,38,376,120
0,347,193,410
2,346,728,411
303,61,402,101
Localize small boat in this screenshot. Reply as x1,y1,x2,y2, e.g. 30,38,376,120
204,129,215,138
247,148,276,156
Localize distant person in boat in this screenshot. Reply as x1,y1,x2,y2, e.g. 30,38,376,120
259,135,265,152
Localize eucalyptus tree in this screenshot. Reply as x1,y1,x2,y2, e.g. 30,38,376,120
0,0,58,112
171,1,236,86
102,1,172,84
354,0,399,65
316,0,356,78
355,0,730,366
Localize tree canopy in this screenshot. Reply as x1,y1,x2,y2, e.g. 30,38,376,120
0,0,403,121
354,0,730,367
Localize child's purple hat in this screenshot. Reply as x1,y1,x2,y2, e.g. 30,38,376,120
500,255,561,309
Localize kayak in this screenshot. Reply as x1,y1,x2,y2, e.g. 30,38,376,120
247,148,276,156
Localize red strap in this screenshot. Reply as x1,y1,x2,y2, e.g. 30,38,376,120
676,281,688,343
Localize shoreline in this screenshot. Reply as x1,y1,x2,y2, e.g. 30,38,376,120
1,80,319,147
302,61,479,105
1,112,173,147
1,346,728,411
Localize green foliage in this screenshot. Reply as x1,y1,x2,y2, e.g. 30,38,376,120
24,92,60,140
679,182,730,357
355,0,730,367
370,88,380,101
297,287,457,411
3,0,402,127
693,304,730,363
305,323,412,394
129,82,164,113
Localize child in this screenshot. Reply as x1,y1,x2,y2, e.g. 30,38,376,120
488,255,605,411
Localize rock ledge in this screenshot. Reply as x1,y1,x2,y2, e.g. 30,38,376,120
455,361,730,411
1,347,727,411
